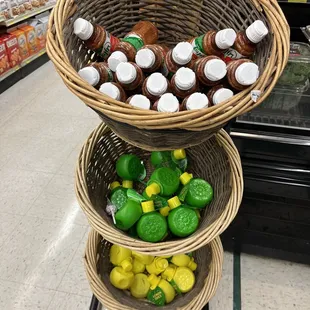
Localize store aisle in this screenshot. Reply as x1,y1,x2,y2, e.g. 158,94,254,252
0,62,310,310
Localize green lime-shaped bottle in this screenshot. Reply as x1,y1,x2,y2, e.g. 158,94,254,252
115,199,142,231
168,206,199,237
116,154,145,181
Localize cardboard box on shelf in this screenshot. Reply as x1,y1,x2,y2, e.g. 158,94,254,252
0,37,10,75
2,33,21,67
18,24,38,55
10,28,30,60
29,18,45,50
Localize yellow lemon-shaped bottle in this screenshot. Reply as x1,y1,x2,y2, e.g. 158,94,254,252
171,254,197,271
146,257,169,275
132,251,154,265
130,274,150,299
132,258,145,274
110,267,134,290
110,245,133,271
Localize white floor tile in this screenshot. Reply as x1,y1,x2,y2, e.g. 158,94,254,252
0,216,87,290
0,167,54,215
27,174,88,226
241,253,310,310
209,251,234,310
47,292,90,310
0,279,56,310
0,212,23,248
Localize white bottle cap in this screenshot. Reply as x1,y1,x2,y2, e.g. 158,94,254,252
246,20,268,44
186,93,209,110
116,62,137,84
235,62,259,86
135,49,156,69
129,95,151,110
175,67,196,90
99,82,121,100
146,73,168,96
204,59,227,82
172,42,193,65
73,18,94,41
157,93,179,113
108,51,128,72
213,88,234,105
78,67,100,86
215,29,237,49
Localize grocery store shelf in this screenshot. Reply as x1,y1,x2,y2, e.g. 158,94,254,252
0,4,54,27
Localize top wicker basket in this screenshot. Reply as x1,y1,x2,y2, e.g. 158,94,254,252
47,0,289,150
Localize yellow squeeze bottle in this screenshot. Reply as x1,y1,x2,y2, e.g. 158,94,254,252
147,274,175,306
130,273,150,299
110,245,133,271
162,264,196,293
110,267,134,290
171,254,197,271
132,258,145,274
132,251,154,265
146,257,169,275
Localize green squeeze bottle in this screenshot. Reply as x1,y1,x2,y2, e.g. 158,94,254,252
116,154,146,181
145,167,180,198
179,172,214,209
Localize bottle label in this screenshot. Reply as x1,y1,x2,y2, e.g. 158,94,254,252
191,35,206,58
123,35,144,51
107,67,114,82
170,280,182,295
147,287,166,306
161,62,174,80
178,183,190,202
222,48,246,63
100,31,112,60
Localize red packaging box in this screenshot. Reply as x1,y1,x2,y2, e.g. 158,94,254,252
0,37,10,76
2,33,22,68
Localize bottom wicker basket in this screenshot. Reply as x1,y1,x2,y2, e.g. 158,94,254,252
84,230,224,310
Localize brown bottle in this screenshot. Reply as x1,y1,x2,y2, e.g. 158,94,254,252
127,94,151,110
153,93,180,113
194,56,227,87
181,93,209,111
222,20,268,62
135,44,170,73
226,59,259,91
108,21,158,71
73,18,120,60
115,62,145,91
99,82,127,102
170,67,199,99
190,29,237,59
162,42,194,79
78,62,113,88
207,85,234,106
142,73,170,102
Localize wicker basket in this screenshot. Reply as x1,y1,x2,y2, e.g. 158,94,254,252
85,230,223,310
75,123,243,256
47,0,289,150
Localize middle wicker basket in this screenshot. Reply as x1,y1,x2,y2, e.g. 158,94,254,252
76,123,243,256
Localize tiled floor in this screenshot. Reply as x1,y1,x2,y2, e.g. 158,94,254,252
0,62,310,310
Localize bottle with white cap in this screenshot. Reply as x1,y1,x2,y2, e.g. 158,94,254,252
171,67,199,99
181,93,209,111
115,62,145,91
227,59,260,90
127,94,151,110
108,21,159,72
99,82,127,102
73,18,120,60
207,85,234,105
223,20,269,61
162,42,194,79
190,28,237,59
194,56,227,87
153,93,180,113
78,62,113,88
135,44,170,73
142,73,170,102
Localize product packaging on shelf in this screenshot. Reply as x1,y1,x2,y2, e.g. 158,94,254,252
9,27,30,60
29,18,46,50
18,24,38,55
0,37,10,75
2,33,21,67
0,1,11,20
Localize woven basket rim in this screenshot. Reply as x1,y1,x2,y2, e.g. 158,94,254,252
84,230,224,310
75,123,243,256
47,0,290,131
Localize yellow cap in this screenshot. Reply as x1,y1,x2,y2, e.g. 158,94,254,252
141,201,155,213
173,149,186,160
168,196,181,210
122,180,133,189
156,257,169,270
188,258,197,271
145,183,161,197
110,181,121,191
162,264,177,281
148,274,161,290
120,257,133,272
180,172,193,185
160,206,170,217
